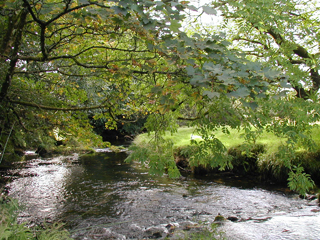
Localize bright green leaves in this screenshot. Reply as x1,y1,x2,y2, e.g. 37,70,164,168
169,20,181,32
126,113,180,178
288,166,315,196
189,136,232,171
126,139,180,178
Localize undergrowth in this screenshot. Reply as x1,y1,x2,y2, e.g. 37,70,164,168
0,196,72,240
130,126,320,195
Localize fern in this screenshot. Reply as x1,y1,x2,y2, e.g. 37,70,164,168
287,166,315,196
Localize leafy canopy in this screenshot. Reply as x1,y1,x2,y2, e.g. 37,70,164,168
0,0,318,194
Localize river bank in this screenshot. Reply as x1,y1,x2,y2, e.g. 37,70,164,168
1,150,320,239
129,126,320,197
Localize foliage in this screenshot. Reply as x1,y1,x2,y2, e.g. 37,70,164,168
228,143,265,174
35,223,72,240
0,0,285,148
0,196,72,240
0,0,319,195
127,113,181,177
131,125,320,194
204,0,320,99
175,145,200,159
182,0,320,194
0,197,33,240
288,166,315,196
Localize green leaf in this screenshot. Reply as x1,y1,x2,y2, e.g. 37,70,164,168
41,6,55,15
78,0,89,4
187,5,198,11
171,2,180,7
190,75,206,85
280,79,292,88
151,86,163,94
227,87,250,98
111,6,128,15
262,68,281,79
155,1,165,6
203,63,224,74
185,66,195,75
203,91,220,99
169,20,181,32
217,70,236,84
242,101,258,110
203,6,217,15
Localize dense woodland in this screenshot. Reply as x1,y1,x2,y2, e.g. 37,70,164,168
0,0,320,194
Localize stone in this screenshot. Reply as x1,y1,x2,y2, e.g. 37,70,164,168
227,216,239,222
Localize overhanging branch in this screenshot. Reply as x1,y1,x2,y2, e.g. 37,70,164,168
9,99,110,111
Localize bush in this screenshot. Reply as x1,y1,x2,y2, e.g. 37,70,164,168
294,150,320,184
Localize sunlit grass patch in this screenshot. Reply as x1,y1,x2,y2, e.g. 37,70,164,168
133,126,289,152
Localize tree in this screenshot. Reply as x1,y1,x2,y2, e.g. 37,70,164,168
207,0,320,99
2,0,313,193
0,0,187,148
0,0,277,147
178,0,320,195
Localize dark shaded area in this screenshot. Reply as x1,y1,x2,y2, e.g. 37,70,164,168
90,115,147,142
227,144,265,176
174,143,320,187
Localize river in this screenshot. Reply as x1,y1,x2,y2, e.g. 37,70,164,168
3,150,320,239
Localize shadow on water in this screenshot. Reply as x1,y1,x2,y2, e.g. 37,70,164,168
4,150,320,239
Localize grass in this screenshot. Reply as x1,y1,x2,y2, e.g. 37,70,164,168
134,126,290,153
132,125,320,189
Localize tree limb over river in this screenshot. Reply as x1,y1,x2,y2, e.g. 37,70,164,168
0,0,320,195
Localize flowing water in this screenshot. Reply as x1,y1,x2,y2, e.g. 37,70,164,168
3,150,320,239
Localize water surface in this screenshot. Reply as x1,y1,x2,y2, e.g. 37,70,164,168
5,151,320,239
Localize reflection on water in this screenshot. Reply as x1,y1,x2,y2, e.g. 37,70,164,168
5,151,320,239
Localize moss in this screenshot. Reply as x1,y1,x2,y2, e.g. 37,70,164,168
172,144,267,176
214,214,226,222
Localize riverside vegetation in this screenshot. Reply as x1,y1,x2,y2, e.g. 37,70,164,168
0,196,72,240
1,0,320,238
1,0,320,199
127,126,320,197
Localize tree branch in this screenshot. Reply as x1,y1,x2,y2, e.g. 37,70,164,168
9,99,111,111
233,37,269,50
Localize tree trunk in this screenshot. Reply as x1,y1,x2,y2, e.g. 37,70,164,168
0,7,28,103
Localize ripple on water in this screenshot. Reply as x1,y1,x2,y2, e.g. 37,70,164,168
5,152,320,239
